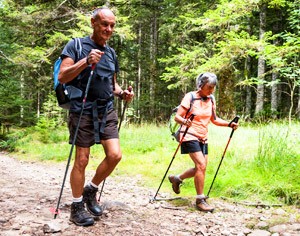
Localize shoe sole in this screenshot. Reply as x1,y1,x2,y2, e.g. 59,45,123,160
85,203,103,217
69,219,94,227
196,206,214,213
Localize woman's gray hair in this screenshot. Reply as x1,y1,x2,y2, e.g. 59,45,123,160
196,72,218,89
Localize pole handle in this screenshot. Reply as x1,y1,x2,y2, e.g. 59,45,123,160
229,115,240,127
189,113,195,121
232,115,240,124
229,115,240,138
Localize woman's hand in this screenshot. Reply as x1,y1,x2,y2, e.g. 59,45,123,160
229,122,239,130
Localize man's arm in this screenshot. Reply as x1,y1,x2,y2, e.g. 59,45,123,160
58,57,88,84
58,49,104,84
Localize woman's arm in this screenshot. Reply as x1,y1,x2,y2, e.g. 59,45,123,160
211,116,239,129
175,106,192,127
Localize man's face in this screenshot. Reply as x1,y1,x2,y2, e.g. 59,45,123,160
92,9,116,44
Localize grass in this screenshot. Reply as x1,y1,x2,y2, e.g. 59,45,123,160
7,120,300,206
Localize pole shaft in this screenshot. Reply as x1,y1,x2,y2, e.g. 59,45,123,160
54,65,95,219
153,114,195,201
206,116,239,197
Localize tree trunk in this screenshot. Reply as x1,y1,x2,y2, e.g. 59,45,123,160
271,71,278,118
297,86,300,119
245,56,252,117
149,9,157,118
271,19,280,119
217,69,235,117
136,23,142,122
20,72,24,126
255,3,266,115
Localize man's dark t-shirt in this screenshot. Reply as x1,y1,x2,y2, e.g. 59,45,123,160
61,36,119,114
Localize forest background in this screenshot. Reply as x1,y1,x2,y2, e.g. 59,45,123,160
0,0,299,127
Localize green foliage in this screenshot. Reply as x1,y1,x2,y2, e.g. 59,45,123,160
0,129,28,152
41,93,68,127
254,123,300,204
34,94,68,144
0,0,299,126
0,78,36,126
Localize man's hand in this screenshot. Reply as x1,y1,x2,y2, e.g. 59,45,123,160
86,49,105,65
122,86,134,102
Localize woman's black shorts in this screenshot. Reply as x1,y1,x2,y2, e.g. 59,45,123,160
181,140,208,155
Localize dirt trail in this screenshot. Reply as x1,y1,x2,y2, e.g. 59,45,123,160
0,152,299,236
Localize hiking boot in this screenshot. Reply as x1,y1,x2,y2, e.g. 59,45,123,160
83,185,103,216
196,197,214,213
70,201,94,226
168,175,182,194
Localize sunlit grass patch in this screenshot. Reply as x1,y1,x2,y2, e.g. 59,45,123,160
10,120,300,206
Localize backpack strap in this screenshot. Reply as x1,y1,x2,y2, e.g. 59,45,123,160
184,92,216,120
208,95,217,120
74,38,83,81
105,45,117,91
183,92,195,118
74,38,82,58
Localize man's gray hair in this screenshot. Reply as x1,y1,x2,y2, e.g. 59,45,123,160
92,6,111,19
196,72,218,89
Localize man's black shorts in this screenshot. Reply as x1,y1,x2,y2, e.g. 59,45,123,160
68,109,119,147
181,140,208,155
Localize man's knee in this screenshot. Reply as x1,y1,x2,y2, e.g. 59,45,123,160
74,148,90,170
74,155,89,171
107,151,122,165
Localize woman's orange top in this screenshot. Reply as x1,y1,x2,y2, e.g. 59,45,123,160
179,91,216,142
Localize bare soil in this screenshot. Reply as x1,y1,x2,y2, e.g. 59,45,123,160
0,152,299,236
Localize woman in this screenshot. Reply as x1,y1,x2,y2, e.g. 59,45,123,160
168,72,238,212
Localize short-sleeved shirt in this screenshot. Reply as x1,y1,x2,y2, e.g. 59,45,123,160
61,36,119,114
178,92,216,142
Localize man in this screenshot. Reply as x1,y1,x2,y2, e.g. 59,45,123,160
58,7,134,226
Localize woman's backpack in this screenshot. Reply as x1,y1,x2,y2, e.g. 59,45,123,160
169,92,196,142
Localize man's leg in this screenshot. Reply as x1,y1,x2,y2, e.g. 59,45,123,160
83,138,121,216
70,146,95,226
92,138,122,184
71,147,90,197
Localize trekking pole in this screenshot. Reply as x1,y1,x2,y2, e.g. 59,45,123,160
151,114,195,202
53,64,96,219
206,115,240,197
98,86,132,202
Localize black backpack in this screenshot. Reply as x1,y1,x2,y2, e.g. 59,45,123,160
53,38,83,109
